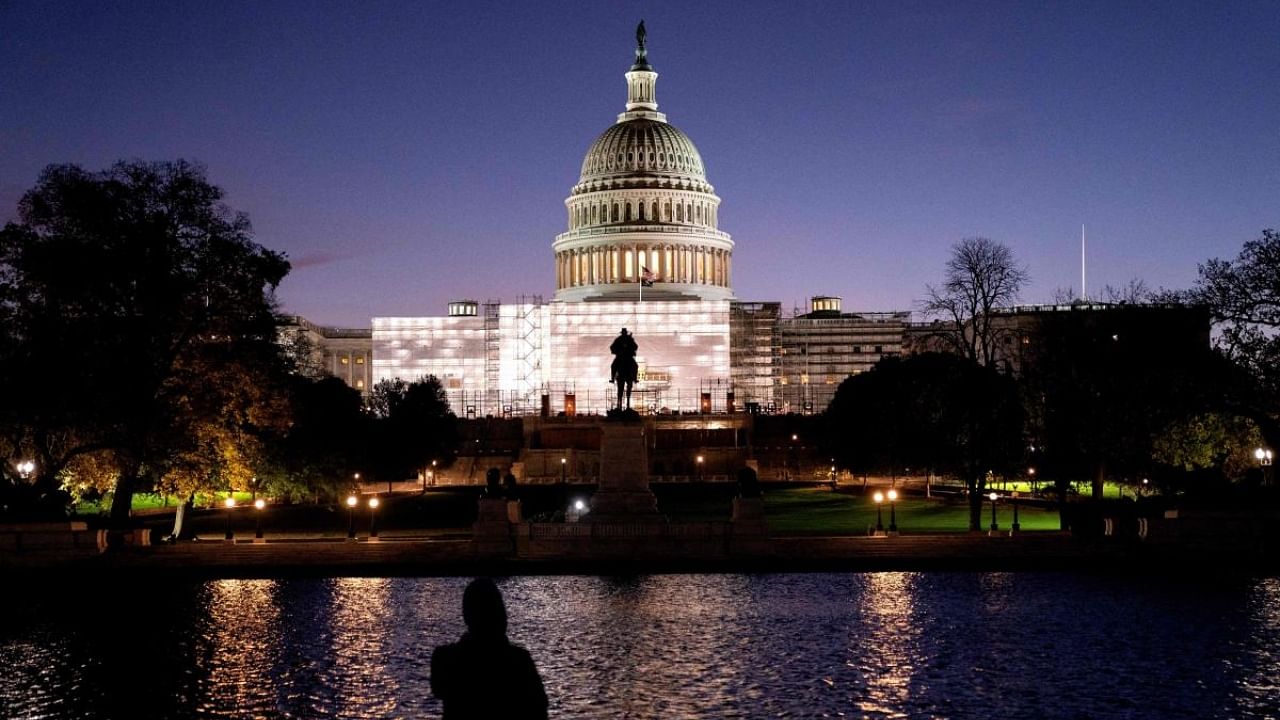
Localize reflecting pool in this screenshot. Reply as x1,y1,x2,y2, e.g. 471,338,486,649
2,573,1277,718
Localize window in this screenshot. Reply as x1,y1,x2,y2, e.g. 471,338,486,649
340,356,350,365
355,379,365,389
355,356,365,365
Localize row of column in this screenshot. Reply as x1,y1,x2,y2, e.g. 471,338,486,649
569,197,718,230
556,244,731,290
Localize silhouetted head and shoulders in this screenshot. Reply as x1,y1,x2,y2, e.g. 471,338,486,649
431,578,548,719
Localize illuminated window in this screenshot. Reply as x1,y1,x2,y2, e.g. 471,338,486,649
340,356,350,365
355,356,365,365
355,379,365,389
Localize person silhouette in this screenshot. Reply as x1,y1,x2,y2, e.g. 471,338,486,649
431,578,548,719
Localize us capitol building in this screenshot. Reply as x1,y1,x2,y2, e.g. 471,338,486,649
355,26,909,417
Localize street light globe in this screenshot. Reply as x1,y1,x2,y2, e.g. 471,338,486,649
346,495,358,508
696,455,704,464
574,500,586,511
254,498,265,510
887,489,898,502
354,472,361,480
988,492,999,502
873,491,884,504
1257,448,1268,461
368,497,380,509
1028,467,1036,476
224,497,236,509
561,457,567,465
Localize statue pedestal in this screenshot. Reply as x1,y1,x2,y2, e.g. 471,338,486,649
474,497,514,555
584,420,662,523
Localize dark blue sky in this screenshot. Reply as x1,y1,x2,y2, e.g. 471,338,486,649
3,1,1277,326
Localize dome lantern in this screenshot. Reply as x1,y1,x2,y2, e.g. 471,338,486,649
621,20,665,123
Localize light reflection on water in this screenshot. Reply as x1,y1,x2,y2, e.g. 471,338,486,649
1,573,1279,719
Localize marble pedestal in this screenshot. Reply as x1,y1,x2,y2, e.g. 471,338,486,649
583,421,662,522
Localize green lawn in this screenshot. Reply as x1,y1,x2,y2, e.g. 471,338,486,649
73,490,256,516
763,487,1061,535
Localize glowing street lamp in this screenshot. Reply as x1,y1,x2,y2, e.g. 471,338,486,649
696,455,704,481
1027,466,1037,492
223,496,236,541
15,460,35,480
873,491,885,533
1256,448,1273,466
346,494,358,539
254,498,266,539
560,457,567,485
988,492,999,532
368,496,381,538
1011,491,1021,532
887,488,899,533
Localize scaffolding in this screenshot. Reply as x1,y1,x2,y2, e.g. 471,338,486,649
483,300,501,414
515,294,544,410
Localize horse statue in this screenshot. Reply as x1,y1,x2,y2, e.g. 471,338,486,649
610,328,639,412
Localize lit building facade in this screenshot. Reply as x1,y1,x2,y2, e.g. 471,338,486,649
360,28,1209,418
279,315,373,395
374,28,737,416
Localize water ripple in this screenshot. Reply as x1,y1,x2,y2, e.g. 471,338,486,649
1,573,1278,718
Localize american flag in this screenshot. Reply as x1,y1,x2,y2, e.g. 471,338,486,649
641,266,655,287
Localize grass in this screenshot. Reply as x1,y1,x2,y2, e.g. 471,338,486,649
73,491,257,516
763,487,1062,535
75,484,1063,537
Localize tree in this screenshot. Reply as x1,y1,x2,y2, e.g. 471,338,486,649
922,237,1030,366
367,377,458,482
1192,229,1280,449
826,353,1025,530
0,161,291,525
269,376,371,501
1151,412,1263,484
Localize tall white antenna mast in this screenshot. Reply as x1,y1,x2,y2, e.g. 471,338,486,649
1080,224,1087,301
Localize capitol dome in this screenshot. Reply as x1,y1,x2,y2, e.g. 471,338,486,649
575,118,710,193
553,23,734,303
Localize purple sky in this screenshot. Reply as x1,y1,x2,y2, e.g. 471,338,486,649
3,1,1277,327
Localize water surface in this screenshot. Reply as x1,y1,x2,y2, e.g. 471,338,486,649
2,573,1277,718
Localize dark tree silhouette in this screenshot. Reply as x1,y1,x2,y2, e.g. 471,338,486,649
0,161,290,524
1192,229,1280,449
921,237,1029,366
367,376,457,483
826,353,1025,530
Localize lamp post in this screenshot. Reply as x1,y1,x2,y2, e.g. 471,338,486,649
988,492,999,532
368,496,380,538
16,459,35,480
873,491,885,534
346,494,358,539
1257,448,1274,486
696,455,704,481
1011,491,1021,532
254,498,266,540
223,496,236,541
887,489,898,534
1027,466,1037,493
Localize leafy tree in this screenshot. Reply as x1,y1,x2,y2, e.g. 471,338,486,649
1151,412,1263,483
1021,305,1216,506
367,377,457,482
1192,229,1280,449
0,160,291,524
921,237,1030,366
269,376,371,501
826,353,1025,530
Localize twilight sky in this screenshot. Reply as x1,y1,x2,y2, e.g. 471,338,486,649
2,1,1277,327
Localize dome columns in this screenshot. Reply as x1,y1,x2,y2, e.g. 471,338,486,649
555,240,732,292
